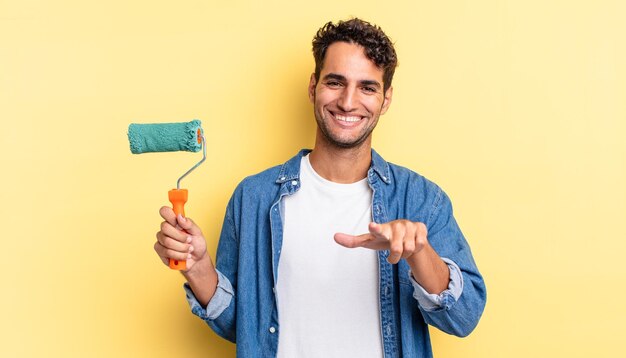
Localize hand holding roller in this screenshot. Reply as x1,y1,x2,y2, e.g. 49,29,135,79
128,120,206,270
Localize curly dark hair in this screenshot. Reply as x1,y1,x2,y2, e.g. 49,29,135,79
312,18,398,92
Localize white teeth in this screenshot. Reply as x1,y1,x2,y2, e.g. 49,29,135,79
335,115,361,122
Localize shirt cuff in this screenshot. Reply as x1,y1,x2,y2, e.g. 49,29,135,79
408,257,464,311
184,269,234,320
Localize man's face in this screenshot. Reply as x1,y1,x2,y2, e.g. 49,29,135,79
309,41,393,149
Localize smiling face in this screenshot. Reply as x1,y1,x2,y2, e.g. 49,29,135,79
309,41,393,150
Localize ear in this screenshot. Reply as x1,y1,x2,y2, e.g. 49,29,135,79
380,86,393,115
308,73,317,103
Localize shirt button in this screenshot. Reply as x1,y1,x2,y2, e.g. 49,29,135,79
280,176,286,181
291,180,298,186
269,326,276,333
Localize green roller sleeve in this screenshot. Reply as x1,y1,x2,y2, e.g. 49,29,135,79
128,120,202,154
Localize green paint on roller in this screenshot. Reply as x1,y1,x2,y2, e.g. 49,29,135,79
128,120,202,154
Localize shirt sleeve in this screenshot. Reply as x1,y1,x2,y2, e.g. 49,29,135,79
408,257,463,311
183,269,234,320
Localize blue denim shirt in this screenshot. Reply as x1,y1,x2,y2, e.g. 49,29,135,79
185,149,486,357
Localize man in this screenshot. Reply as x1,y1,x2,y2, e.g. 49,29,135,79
155,18,486,357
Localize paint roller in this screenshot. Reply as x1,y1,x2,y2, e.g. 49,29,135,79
127,119,206,270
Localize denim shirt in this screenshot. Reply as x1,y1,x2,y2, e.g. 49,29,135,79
184,149,487,358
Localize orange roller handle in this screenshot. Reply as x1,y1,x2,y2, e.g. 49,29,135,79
168,189,188,270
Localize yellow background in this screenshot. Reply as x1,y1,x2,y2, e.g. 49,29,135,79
1,0,624,357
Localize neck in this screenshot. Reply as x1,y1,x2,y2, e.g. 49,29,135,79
309,132,372,184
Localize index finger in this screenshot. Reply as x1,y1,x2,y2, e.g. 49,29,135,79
334,232,375,248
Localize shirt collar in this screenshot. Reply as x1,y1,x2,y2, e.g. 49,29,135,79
275,148,391,185
370,148,392,185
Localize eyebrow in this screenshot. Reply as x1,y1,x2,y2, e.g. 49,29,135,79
322,73,382,89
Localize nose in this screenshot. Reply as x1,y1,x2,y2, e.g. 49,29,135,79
337,86,357,112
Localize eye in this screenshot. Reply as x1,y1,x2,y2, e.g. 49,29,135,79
362,86,377,93
326,81,342,88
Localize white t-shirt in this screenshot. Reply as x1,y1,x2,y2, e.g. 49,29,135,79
276,154,383,357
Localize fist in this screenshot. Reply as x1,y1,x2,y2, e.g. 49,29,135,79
154,206,208,270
